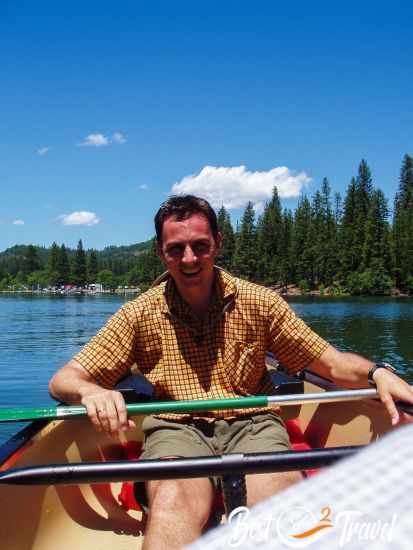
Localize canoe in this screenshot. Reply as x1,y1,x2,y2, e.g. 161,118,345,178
0,369,396,550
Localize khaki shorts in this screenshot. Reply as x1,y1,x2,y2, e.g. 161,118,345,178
141,412,290,461
138,413,291,499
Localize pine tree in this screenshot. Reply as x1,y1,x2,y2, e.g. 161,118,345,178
362,189,391,271
56,245,71,285
398,154,413,208
233,202,258,280
279,209,294,287
216,206,235,271
317,178,337,286
346,189,393,296
24,245,40,275
393,154,413,288
136,238,164,286
310,190,323,285
356,159,373,213
47,242,60,286
48,242,59,272
256,187,283,284
353,159,373,269
88,250,98,283
292,195,313,286
73,239,87,287
334,192,342,226
340,178,358,279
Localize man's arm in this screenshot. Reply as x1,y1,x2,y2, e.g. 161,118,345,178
309,344,413,425
49,359,135,436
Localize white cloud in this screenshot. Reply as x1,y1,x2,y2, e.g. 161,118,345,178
78,133,109,147
171,165,311,210
112,132,126,144
60,211,100,226
37,147,50,156
13,219,25,225
139,184,149,190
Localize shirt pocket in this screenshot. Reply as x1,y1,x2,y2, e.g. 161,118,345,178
222,339,265,393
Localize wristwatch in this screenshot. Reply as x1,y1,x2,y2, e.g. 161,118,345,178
368,362,396,387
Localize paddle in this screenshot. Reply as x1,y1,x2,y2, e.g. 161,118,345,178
0,446,361,485
2,388,411,423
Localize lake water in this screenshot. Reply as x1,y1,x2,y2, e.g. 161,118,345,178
1,294,413,445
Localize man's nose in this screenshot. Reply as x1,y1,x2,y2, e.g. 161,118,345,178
182,245,197,263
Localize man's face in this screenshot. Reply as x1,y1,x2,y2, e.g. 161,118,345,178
157,213,222,291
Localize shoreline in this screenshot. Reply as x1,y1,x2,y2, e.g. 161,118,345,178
272,284,410,298
0,288,141,296
1,285,410,298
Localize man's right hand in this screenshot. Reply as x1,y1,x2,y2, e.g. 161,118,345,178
81,388,136,436
49,359,136,437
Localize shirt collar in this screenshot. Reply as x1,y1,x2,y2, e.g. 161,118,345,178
155,267,237,316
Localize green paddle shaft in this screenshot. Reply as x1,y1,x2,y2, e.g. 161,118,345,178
2,387,401,423
0,395,268,423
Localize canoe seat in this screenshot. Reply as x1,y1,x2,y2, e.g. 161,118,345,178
116,419,316,514
117,441,146,513
285,419,318,477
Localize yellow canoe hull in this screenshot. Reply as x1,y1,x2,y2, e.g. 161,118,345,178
0,380,393,549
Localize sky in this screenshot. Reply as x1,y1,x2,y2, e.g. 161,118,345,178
1,1,412,251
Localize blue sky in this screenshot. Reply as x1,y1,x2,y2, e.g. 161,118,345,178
1,1,412,251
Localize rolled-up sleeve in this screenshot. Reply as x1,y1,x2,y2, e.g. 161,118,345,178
74,305,137,387
268,295,328,375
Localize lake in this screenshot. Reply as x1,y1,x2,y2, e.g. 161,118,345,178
1,293,413,444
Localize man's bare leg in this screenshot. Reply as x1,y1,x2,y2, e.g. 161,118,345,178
143,477,214,550
246,471,304,507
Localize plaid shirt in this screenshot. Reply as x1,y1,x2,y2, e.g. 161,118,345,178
75,268,328,419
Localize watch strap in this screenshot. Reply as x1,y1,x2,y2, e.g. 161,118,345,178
368,362,396,387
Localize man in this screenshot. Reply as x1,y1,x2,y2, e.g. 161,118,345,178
49,195,413,550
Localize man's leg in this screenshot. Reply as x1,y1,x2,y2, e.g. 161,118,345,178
222,413,304,508
140,417,216,550
246,471,304,507
143,477,214,550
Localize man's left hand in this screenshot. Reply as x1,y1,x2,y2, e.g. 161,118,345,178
373,368,413,425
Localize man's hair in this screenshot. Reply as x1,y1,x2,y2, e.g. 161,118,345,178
155,195,219,245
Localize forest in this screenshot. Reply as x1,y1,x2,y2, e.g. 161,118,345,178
1,155,412,296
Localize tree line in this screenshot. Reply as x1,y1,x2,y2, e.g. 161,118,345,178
1,155,413,295
217,155,413,295
0,239,164,291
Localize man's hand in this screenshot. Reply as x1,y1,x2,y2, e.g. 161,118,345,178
310,345,413,426
81,388,136,436
49,359,136,437
373,368,413,426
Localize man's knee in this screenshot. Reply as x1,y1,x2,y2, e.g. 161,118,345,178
246,470,304,507
147,479,213,526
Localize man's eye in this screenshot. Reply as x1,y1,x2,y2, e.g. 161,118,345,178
168,246,183,255
193,243,209,254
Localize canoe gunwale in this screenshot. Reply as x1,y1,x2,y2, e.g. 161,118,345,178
0,419,49,469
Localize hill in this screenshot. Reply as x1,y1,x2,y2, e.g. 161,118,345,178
0,240,155,285
0,240,152,262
